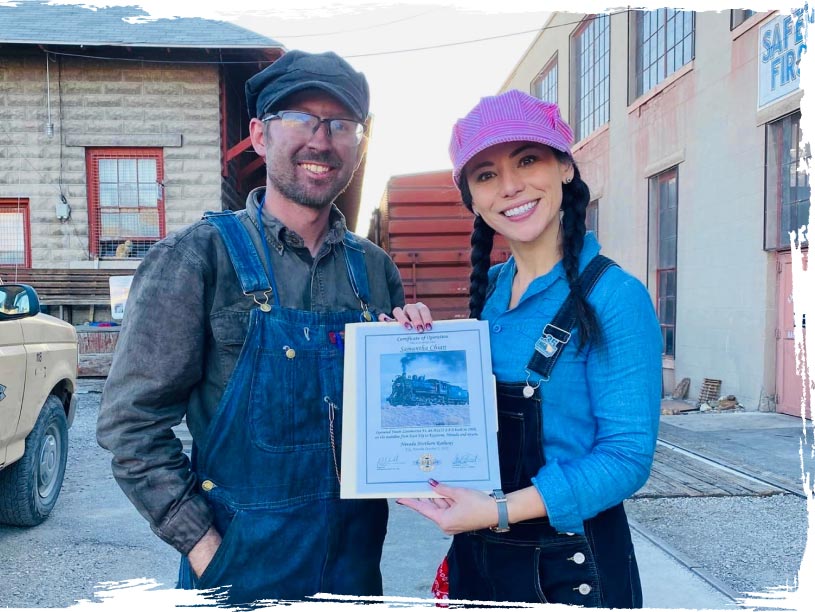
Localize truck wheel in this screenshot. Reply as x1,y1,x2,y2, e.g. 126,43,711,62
0,395,69,527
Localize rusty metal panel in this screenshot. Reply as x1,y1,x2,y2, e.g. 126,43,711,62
380,170,509,318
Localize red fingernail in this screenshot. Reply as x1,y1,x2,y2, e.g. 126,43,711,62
425,323,432,331
428,479,439,487
404,322,413,330
416,324,424,332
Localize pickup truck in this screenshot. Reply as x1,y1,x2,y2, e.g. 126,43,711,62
0,283,77,526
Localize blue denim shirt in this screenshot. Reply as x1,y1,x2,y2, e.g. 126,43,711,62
481,233,662,534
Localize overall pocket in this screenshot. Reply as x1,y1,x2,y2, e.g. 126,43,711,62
249,346,339,452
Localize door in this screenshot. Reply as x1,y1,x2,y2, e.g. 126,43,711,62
776,250,810,418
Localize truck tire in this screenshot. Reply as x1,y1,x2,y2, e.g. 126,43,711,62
0,395,69,526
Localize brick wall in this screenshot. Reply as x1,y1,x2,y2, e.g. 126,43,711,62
0,51,223,269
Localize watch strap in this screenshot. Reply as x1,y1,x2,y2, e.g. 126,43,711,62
490,489,510,533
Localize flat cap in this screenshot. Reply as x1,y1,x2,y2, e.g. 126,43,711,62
245,50,369,121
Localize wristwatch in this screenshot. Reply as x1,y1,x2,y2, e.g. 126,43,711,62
489,489,510,533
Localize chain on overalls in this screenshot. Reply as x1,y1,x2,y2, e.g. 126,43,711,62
447,256,643,608
177,210,387,604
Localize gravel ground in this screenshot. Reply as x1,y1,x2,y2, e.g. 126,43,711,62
625,494,808,597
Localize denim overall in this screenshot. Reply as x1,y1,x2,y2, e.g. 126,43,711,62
177,210,387,604
448,256,643,608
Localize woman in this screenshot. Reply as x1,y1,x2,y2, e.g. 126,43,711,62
393,90,663,607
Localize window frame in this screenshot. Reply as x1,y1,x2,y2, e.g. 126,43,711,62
532,53,559,105
764,111,811,251
571,14,611,143
586,198,599,239
634,9,695,98
0,198,32,268
648,167,679,357
730,9,755,30
85,147,166,259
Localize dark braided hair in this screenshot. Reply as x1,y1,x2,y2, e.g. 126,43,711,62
459,149,602,351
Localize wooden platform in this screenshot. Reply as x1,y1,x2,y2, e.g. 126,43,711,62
634,444,781,498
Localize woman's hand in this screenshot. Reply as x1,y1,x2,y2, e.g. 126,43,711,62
396,481,499,535
388,302,434,332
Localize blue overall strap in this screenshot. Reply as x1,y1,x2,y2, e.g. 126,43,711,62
526,255,618,380
342,231,373,321
203,210,277,307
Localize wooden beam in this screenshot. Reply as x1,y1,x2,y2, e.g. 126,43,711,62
226,136,253,162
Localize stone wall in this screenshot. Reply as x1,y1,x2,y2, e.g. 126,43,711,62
0,51,223,270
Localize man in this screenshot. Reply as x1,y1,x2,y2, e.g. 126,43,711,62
97,50,405,604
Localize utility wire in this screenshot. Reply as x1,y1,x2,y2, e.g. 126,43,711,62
39,10,631,65
270,8,437,38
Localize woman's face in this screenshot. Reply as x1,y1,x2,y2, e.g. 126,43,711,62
465,141,573,247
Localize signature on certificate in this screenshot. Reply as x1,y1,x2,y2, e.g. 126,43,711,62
452,453,480,468
376,455,403,470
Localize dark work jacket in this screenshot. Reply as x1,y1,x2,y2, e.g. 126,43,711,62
97,188,405,555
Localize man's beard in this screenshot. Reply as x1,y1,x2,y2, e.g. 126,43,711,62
268,151,353,210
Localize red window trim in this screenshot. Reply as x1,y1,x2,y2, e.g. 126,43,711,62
0,198,32,268
85,147,166,258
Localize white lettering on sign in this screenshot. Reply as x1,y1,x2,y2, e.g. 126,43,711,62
758,7,814,109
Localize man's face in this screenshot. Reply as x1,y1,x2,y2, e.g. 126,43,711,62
255,89,365,211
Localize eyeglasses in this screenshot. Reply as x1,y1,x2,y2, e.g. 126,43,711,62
261,110,365,146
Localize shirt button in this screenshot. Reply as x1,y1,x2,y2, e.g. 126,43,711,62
571,552,586,565
492,324,502,332
578,584,592,596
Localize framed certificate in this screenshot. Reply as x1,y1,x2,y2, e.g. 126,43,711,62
340,319,500,498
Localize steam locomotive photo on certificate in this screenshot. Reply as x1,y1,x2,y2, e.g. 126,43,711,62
380,350,471,428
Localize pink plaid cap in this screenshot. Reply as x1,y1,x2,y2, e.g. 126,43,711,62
449,89,573,184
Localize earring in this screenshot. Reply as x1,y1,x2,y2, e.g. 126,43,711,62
559,209,564,221
564,176,573,185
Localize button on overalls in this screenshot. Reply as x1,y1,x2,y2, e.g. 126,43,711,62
177,210,387,604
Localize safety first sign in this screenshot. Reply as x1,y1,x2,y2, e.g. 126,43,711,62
759,8,812,109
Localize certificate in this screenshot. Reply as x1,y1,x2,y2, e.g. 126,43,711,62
340,319,500,498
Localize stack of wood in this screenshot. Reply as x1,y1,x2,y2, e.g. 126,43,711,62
698,378,722,406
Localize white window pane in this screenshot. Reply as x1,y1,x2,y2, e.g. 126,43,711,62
119,213,140,235
139,185,158,207
99,159,117,183
119,184,139,207
100,183,118,207
100,213,119,237
139,210,160,236
118,159,137,183
0,212,24,264
138,159,157,184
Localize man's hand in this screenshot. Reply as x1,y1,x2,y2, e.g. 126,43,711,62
188,526,222,578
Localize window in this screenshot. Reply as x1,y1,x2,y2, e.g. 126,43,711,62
86,148,165,258
586,199,599,238
765,112,811,250
532,56,558,105
731,9,755,30
0,199,31,268
635,9,694,97
572,14,610,142
649,168,678,356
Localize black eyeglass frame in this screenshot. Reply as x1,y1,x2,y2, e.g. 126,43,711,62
260,110,366,144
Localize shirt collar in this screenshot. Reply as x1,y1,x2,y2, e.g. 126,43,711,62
246,187,348,251
489,232,602,311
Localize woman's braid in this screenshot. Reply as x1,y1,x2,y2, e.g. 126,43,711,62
559,160,601,350
458,179,495,320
